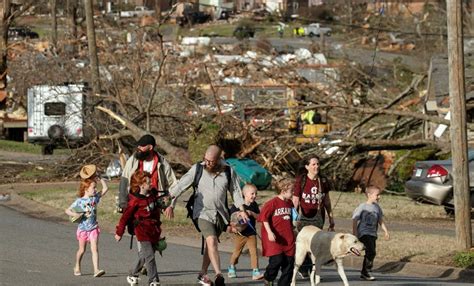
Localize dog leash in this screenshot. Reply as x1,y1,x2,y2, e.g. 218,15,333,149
237,219,262,240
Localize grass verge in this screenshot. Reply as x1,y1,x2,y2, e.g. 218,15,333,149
0,139,42,153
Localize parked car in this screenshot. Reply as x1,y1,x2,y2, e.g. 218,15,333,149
405,152,474,214
304,23,331,37
8,26,39,40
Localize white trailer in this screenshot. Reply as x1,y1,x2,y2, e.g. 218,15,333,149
27,84,86,154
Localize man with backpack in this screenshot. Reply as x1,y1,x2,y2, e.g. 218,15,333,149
118,134,177,212
166,145,249,286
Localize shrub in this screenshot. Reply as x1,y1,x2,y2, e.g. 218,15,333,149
394,148,439,181
234,20,256,40
453,251,474,269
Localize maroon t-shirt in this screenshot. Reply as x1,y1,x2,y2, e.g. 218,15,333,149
259,196,295,257
293,175,329,218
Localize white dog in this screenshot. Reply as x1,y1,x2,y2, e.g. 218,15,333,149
290,225,365,286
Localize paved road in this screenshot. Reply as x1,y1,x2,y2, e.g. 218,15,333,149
210,37,427,73
0,205,472,286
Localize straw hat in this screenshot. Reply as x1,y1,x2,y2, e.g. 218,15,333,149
80,164,97,179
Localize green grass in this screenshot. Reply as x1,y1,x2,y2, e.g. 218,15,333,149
21,182,189,228
0,139,74,155
18,168,49,179
0,139,42,153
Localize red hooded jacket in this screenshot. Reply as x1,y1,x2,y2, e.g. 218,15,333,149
116,191,162,243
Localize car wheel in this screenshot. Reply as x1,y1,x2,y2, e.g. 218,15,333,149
41,144,54,155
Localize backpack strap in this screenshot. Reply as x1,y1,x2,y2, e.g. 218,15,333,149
193,162,204,191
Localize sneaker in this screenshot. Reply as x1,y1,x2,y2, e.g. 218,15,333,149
227,265,237,278
215,273,225,286
252,269,264,280
360,272,376,281
149,282,160,286
127,275,139,286
197,273,212,286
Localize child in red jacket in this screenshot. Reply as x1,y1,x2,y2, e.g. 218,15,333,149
259,178,296,286
115,170,166,286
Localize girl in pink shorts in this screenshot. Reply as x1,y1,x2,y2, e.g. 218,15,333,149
65,166,109,277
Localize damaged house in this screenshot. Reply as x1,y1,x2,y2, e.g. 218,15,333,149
423,54,474,142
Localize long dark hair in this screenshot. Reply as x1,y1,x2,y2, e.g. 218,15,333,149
296,155,321,177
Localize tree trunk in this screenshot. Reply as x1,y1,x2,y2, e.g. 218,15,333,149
96,106,193,168
154,0,161,21
67,0,78,39
84,0,100,95
51,0,57,50
0,0,11,90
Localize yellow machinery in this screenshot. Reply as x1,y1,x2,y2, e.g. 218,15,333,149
296,123,331,144
287,97,331,144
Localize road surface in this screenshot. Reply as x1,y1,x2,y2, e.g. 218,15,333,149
0,204,471,286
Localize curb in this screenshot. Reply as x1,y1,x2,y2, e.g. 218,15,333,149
1,184,473,284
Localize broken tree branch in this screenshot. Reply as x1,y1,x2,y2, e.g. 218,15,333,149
96,106,192,168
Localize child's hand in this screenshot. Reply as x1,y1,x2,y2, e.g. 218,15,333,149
268,231,276,242
115,234,122,242
384,232,390,240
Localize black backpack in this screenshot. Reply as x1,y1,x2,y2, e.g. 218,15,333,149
185,162,232,232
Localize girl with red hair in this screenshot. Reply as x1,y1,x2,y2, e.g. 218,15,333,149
65,172,109,277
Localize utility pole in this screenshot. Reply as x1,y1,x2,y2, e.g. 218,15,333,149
447,0,473,250
84,0,101,95
50,0,57,50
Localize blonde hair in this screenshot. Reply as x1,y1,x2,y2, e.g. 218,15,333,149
242,183,257,195
275,178,295,194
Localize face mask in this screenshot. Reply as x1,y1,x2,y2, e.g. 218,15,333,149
135,150,151,161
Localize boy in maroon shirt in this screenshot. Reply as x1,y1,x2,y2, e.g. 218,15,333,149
259,178,295,286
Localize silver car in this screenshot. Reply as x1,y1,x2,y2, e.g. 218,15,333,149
405,151,474,214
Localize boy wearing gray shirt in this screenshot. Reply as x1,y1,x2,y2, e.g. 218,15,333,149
352,186,390,281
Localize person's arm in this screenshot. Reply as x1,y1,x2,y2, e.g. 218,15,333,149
379,218,390,240
162,156,178,189
292,175,302,210
352,219,358,236
292,196,300,210
169,165,196,203
115,200,136,241
263,221,276,242
65,200,82,220
164,165,197,219
324,192,335,231
118,158,134,210
229,168,249,222
99,178,109,197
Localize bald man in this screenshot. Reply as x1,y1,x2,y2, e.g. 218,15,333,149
167,145,248,286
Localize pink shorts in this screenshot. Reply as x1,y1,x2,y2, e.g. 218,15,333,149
76,227,100,242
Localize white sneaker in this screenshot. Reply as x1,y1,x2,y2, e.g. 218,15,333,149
149,282,160,286
127,275,139,285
